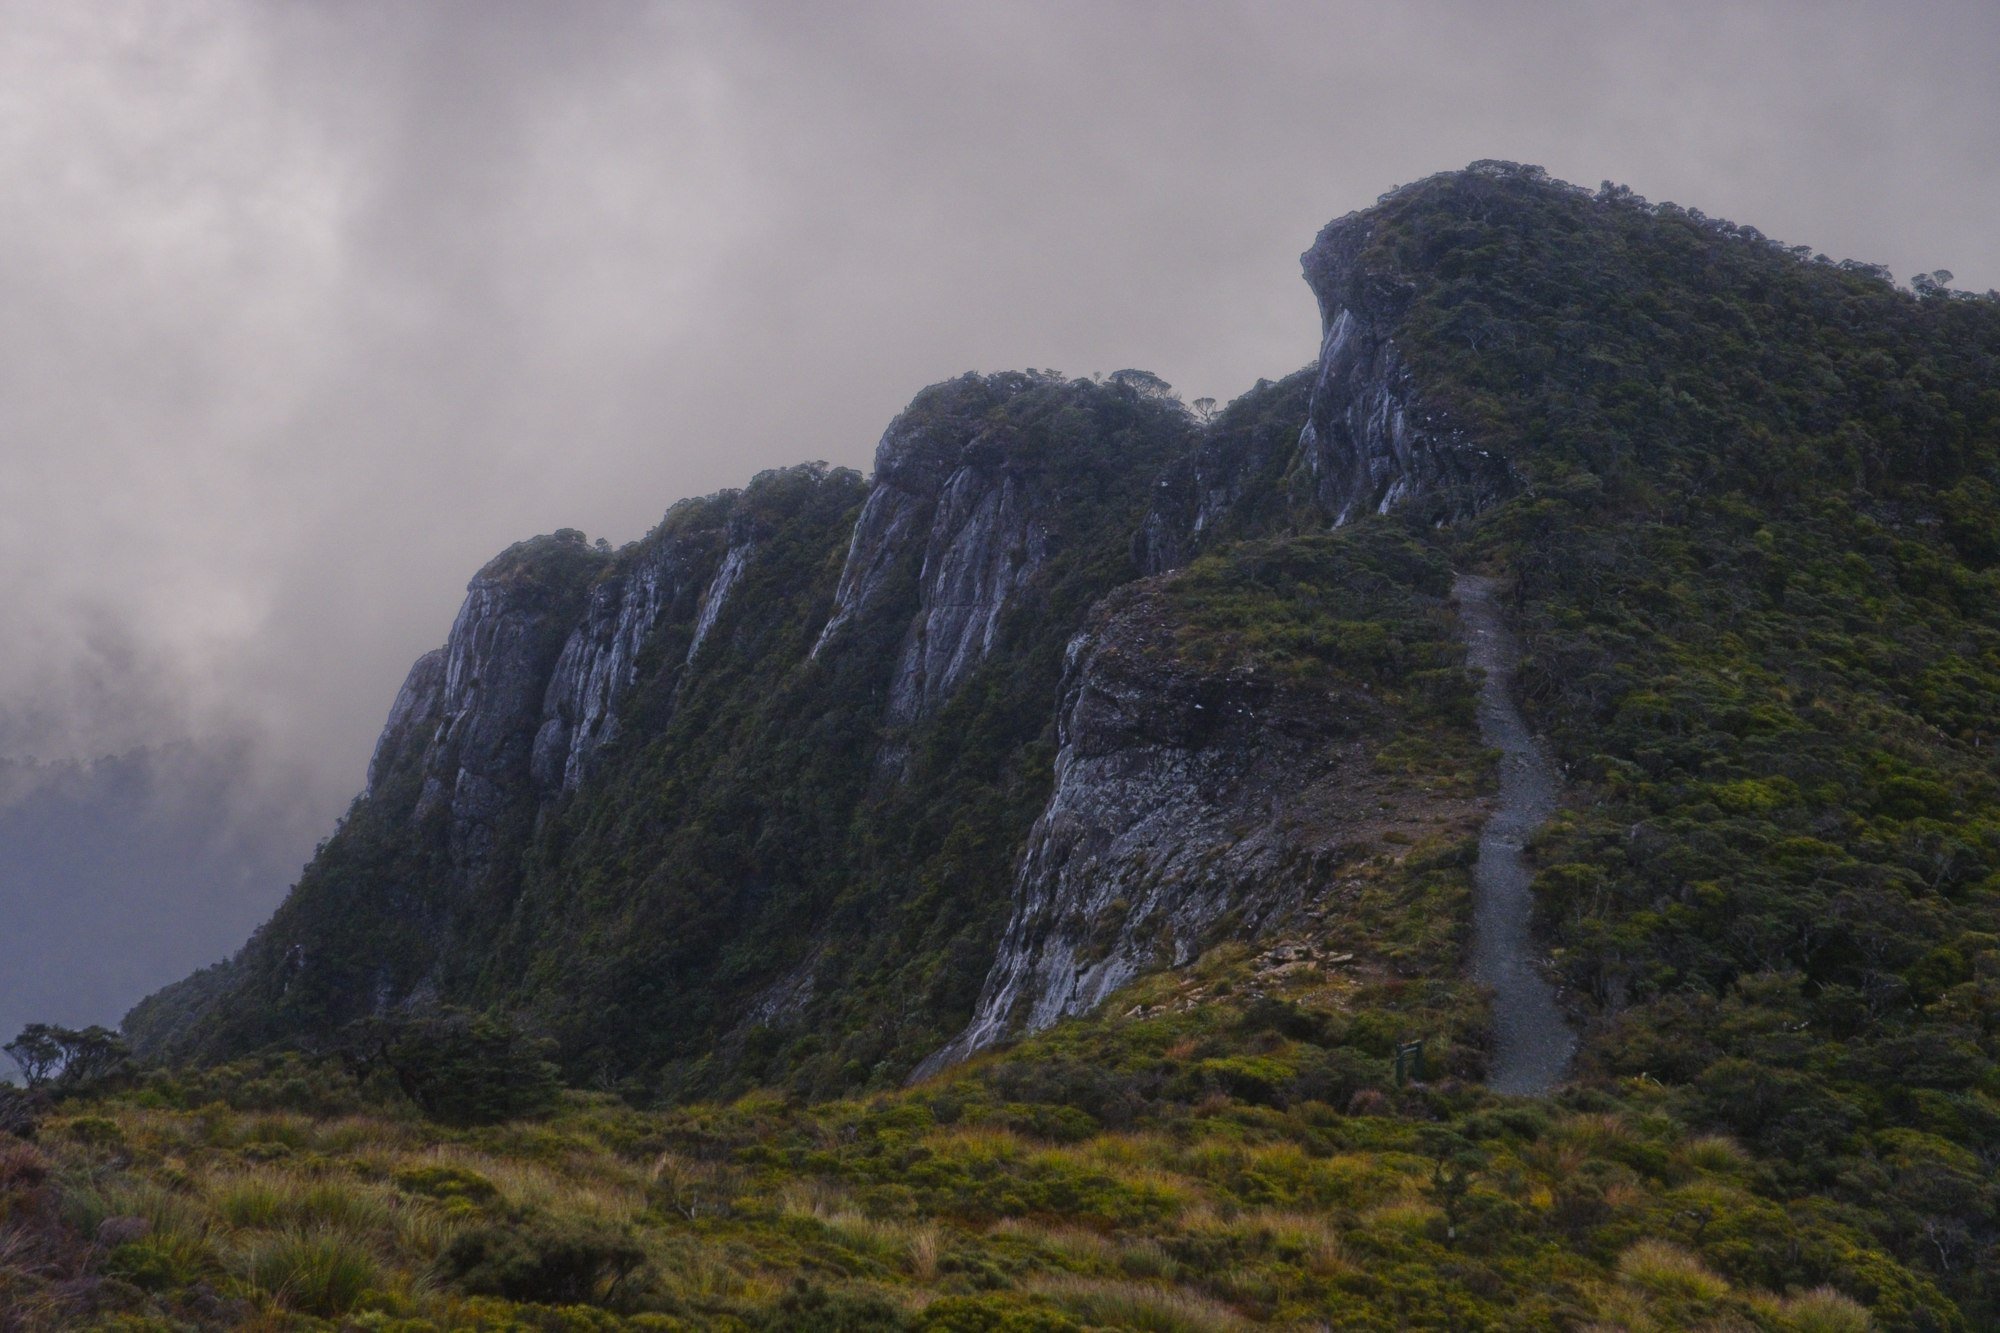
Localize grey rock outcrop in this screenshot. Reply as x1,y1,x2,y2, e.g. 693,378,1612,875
884,459,1050,726
814,372,1060,728
687,528,753,665
379,533,606,878
369,492,778,857
1138,210,1512,577
366,648,448,796
1135,369,1316,576
1296,210,1511,524
918,577,1386,1074
531,522,733,795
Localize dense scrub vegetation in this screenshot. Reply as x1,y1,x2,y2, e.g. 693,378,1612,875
6,825,1936,1329
130,373,1209,1105
1371,165,2000,1321
513,376,1203,1101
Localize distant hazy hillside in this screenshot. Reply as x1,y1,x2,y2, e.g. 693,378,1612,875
0,743,321,1050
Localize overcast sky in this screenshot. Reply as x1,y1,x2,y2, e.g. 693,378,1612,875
3,0,1998,1031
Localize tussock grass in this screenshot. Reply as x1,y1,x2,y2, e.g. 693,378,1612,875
925,1124,1027,1159
1762,1285,1874,1332
241,1227,381,1317
649,1149,740,1220
1616,1238,1730,1302
1117,1237,1174,1279
1032,1275,1249,1332
209,1168,396,1234
1675,1134,1750,1175
905,1222,942,1281
101,1229,220,1291
1554,1111,1635,1157
391,1197,465,1262
1083,1131,1181,1169
72,1178,214,1244
988,1217,1121,1270
775,1175,852,1219
8,962,1937,1333
1359,1196,1439,1233
467,1152,643,1221
1237,1209,1351,1274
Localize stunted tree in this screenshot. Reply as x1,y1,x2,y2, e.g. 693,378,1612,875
59,1026,130,1087
1913,269,1956,299
340,1007,561,1126
3,1025,63,1087
3,1023,129,1091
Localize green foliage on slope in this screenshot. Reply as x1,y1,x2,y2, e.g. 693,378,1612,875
133,374,1210,1104
5,834,1949,1329
501,376,1201,1101
1355,163,2000,1320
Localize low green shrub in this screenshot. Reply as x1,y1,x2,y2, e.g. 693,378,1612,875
441,1215,647,1306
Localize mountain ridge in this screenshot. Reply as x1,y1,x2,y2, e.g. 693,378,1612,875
92,158,2000,1326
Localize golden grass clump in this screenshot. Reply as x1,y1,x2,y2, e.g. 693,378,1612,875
1032,1275,1249,1332
1676,1133,1751,1175
240,1227,382,1318
925,1124,1026,1161
1240,1209,1350,1274
988,1217,1121,1271
1616,1238,1731,1302
1555,1111,1635,1157
1762,1286,1874,1333
209,1168,395,1234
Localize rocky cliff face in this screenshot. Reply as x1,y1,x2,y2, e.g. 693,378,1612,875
364,532,607,883
367,494,773,854
1134,369,1316,576
1137,208,1513,579
815,373,1066,731
129,176,1516,1087
920,556,1461,1072
530,520,734,796
1295,208,1513,525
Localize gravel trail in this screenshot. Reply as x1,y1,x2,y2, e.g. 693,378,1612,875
1453,573,1576,1096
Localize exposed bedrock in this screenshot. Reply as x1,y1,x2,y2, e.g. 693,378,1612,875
1296,211,1513,524
533,536,701,794
365,533,605,881
918,576,1413,1076
531,514,746,796
814,373,1055,727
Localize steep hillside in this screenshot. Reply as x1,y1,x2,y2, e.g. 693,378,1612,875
100,161,2000,1326
131,371,1223,1096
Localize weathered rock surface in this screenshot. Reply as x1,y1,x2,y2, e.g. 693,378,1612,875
815,373,1063,728
1135,369,1316,576
687,524,754,665
365,648,448,797
531,523,731,795
1296,209,1512,524
375,533,606,881
132,174,1529,1084
918,574,1421,1074
1138,207,1513,578
885,461,1050,726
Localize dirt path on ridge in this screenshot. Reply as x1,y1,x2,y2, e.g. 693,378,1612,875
1453,573,1576,1096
